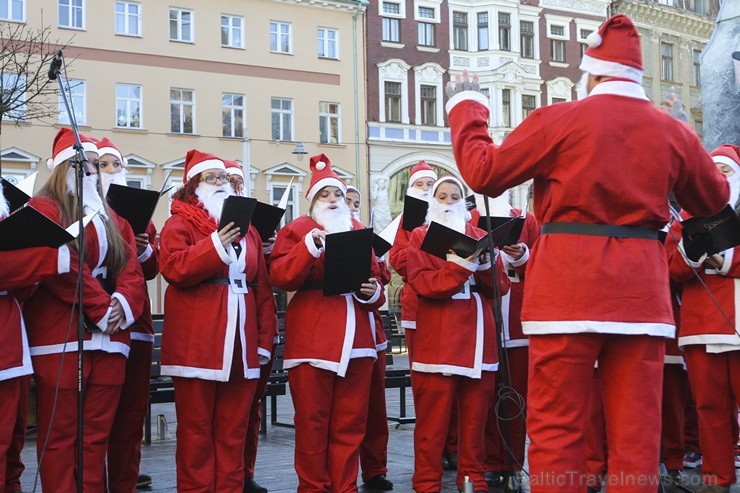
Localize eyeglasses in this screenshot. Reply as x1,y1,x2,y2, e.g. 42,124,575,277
200,173,229,185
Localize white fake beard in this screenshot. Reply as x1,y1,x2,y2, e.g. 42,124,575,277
426,198,470,234
67,167,106,216
576,72,589,100
311,199,353,234
351,209,361,220
728,174,740,208
407,187,432,202
0,186,9,219
99,169,129,197
195,182,234,222
475,192,512,217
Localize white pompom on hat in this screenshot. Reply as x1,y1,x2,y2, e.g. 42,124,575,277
579,14,643,84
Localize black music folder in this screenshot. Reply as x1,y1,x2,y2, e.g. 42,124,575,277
682,205,740,257
251,202,286,242
401,195,428,232
105,184,164,235
478,216,525,248
0,178,32,213
420,221,488,260
465,194,476,211
0,206,94,251
218,196,257,233
323,228,374,297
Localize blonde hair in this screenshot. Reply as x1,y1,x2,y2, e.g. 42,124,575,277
37,162,130,284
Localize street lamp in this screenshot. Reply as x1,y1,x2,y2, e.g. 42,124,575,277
292,142,308,161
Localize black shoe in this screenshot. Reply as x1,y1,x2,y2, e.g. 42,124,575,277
244,477,268,493
364,474,393,490
587,488,600,493
442,451,458,470
484,470,505,486
136,474,152,489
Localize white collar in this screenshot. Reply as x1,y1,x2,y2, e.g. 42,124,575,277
588,80,649,101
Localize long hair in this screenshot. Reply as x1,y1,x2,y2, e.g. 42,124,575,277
37,161,129,283
172,174,201,205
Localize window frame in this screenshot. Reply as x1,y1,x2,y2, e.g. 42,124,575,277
58,79,86,125
419,84,437,126
318,101,341,145
317,27,339,59
58,0,85,30
384,81,402,123
522,94,537,118
477,12,489,51
501,88,511,128
452,11,468,51
661,42,674,82
115,1,141,37
169,7,194,43
271,97,294,141
498,12,511,52
520,20,535,59
1,0,25,22
221,14,244,49
169,87,195,134
270,20,292,54
115,83,143,129
221,92,245,138
270,181,299,230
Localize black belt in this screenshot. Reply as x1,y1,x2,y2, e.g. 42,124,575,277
541,222,660,240
298,283,323,291
418,285,481,299
203,278,258,289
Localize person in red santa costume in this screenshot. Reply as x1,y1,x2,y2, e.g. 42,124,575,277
474,193,540,486
445,14,729,492
269,154,385,492
159,150,277,493
666,144,740,493
344,185,394,491
95,136,159,492
0,182,76,493
406,175,509,493
23,128,146,492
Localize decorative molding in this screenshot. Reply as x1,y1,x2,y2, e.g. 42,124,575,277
539,0,608,16
378,58,412,80
452,57,470,67
612,0,715,40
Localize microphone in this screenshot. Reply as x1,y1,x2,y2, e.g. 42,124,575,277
48,50,63,81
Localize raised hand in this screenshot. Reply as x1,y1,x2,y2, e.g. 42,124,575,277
218,222,241,249
445,69,481,99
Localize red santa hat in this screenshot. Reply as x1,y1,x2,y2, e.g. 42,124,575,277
224,160,244,180
710,144,740,176
431,175,466,197
183,149,225,183
47,128,99,169
95,137,127,167
408,160,437,187
305,153,346,203
579,14,643,84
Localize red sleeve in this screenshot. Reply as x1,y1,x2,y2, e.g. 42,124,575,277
0,246,66,291
269,222,320,292
355,256,386,312
389,225,411,278
407,228,476,299
721,246,740,278
111,214,147,326
248,227,278,353
666,219,695,283
378,259,392,286
514,213,541,275
139,221,160,281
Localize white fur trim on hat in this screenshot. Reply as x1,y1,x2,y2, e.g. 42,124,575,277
50,142,99,169
432,176,465,196
579,53,643,84
409,170,438,186
585,31,602,48
713,155,740,177
226,167,245,179
307,177,346,203
316,161,327,171
96,146,124,164
186,159,225,181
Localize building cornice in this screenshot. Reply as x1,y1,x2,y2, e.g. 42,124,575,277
539,0,609,17
269,0,367,13
612,0,715,40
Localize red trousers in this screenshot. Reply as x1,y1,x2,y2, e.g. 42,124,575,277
485,346,529,471
289,358,373,493
0,377,25,492
3,375,29,493
412,371,495,493
661,364,688,471
683,346,740,487
34,351,125,493
107,341,153,493
527,334,664,493
360,351,389,482
684,386,701,453
406,328,416,364
244,348,275,479
584,369,606,489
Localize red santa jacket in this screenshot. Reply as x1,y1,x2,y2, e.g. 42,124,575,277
407,223,510,378
0,245,72,380
664,283,685,365
667,214,740,350
447,81,728,337
23,196,146,357
372,258,392,352
159,212,277,382
389,222,419,331
128,220,159,342
269,215,385,377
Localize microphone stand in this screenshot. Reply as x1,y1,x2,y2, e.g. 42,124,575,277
481,199,522,493
50,50,91,493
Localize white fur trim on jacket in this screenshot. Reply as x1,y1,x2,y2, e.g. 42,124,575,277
523,320,675,337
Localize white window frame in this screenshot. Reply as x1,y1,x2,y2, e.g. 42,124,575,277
222,92,245,138
413,63,444,127
270,181,299,230
169,7,194,43
414,2,440,23
521,93,539,119
379,0,405,19
1,0,25,22
115,1,141,37
497,10,513,52
58,0,85,30
1,73,26,121
661,42,674,82
545,15,571,41
270,21,292,54
58,79,86,125
319,102,341,145
317,27,339,59
116,83,143,129
477,11,489,52
271,97,294,142
378,59,410,125
170,88,195,134
221,14,244,49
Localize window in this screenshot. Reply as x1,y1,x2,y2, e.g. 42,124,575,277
578,29,592,59
221,14,243,48
384,81,401,123
453,12,468,51
382,1,399,14
502,89,511,127
318,28,338,59
522,95,536,118
1,73,25,120
59,0,83,29
222,93,244,138
551,97,566,104
549,25,566,62
419,85,436,126
657,0,675,5
382,17,400,42
498,13,511,51
661,42,673,81
170,88,194,134
520,21,534,59
272,184,296,230
115,2,140,36
270,21,291,54
417,7,435,47
57,79,85,124
692,0,708,15
319,102,340,144
271,97,293,141
169,8,193,42
1,0,24,22
477,13,489,51
116,83,142,128
692,49,701,86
